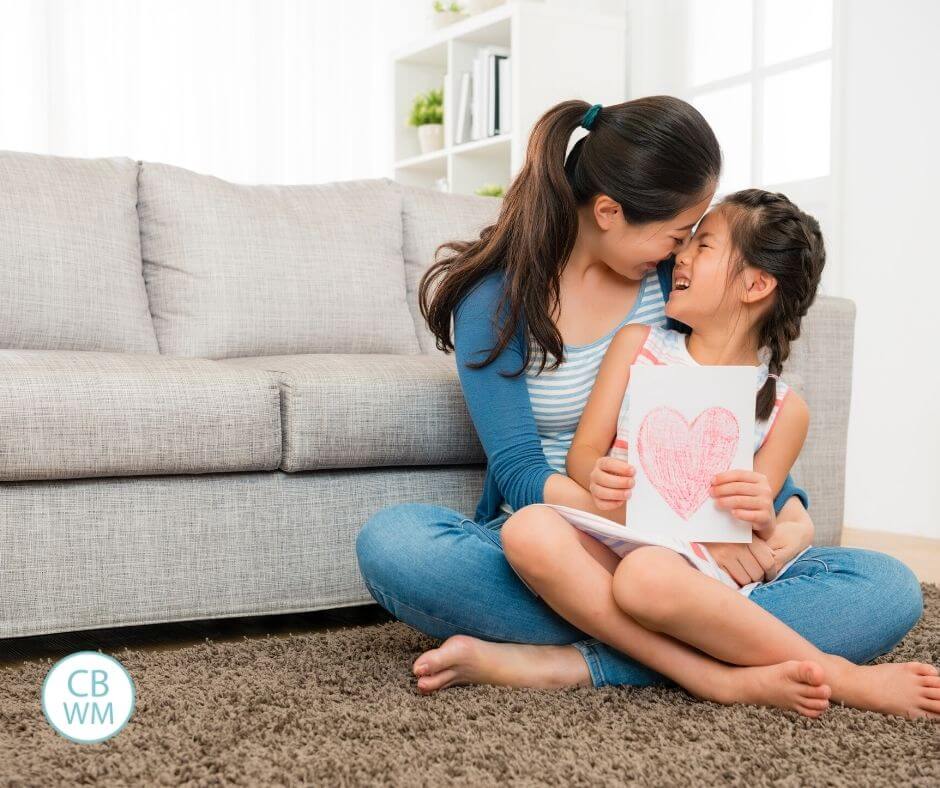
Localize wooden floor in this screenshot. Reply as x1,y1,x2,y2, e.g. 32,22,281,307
2,529,936,668
841,528,939,584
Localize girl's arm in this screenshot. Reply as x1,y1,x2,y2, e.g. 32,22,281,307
565,323,650,521
453,272,613,515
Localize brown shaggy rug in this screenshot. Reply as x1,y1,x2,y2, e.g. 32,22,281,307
2,587,938,787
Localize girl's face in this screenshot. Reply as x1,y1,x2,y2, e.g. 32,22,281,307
589,190,715,280
666,205,747,327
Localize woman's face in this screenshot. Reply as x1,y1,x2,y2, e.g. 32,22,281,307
590,190,715,281
665,205,746,327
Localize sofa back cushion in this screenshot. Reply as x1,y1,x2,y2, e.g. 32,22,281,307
401,185,502,354
0,151,159,353
138,163,419,358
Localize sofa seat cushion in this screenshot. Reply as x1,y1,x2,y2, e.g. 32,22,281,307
221,354,484,471
138,164,420,358
0,351,281,481
0,151,159,353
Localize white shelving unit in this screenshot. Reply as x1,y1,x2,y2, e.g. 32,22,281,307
391,1,626,196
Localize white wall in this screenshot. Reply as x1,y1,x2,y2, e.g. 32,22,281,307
0,0,431,184
839,0,940,538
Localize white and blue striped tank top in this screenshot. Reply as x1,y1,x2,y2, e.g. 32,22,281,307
500,269,667,515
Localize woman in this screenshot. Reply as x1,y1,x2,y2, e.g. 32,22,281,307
356,97,923,697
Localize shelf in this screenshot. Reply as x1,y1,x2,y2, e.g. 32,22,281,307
394,133,512,171
393,148,448,171
451,134,512,156
391,1,627,195
394,3,512,65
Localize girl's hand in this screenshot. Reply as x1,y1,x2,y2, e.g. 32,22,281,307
703,538,776,586
589,457,635,511
710,470,776,536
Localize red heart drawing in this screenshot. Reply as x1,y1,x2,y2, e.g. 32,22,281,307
637,406,740,520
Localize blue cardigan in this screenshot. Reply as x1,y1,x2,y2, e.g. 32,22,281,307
453,258,808,524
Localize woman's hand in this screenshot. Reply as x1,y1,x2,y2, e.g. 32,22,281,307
704,539,776,586
705,516,813,586
589,456,635,511
763,516,814,579
710,469,776,536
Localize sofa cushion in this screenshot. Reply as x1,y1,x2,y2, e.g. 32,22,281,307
0,351,281,481
401,185,502,353
138,164,420,358
0,151,159,353
222,354,485,471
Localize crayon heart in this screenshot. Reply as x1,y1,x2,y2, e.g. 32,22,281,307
637,406,740,520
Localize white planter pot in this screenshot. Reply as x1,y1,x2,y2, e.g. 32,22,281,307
431,10,467,29
417,124,444,154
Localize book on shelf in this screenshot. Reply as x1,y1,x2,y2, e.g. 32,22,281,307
496,55,511,134
455,71,472,145
467,45,510,143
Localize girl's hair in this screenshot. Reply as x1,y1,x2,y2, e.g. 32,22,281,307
418,96,721,376
719,189,826,420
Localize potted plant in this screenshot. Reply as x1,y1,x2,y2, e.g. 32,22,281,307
431,1,467,29
474,183,505,198
409,88,445,154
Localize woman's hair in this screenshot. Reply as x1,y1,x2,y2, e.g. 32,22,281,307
719,189,826,420
418,96,722,376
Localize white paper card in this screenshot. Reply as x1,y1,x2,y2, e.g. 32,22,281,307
625,365,756,542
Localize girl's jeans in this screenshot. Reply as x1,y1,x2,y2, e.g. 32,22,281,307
355,504,924,688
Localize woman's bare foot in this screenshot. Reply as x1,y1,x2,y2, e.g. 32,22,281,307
710,660,831,718
411,636,592,694
827,660,940,719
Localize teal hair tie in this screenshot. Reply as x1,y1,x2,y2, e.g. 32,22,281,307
581,103,602,131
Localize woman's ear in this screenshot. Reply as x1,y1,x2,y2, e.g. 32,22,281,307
592,194,622,230
743,267,778,305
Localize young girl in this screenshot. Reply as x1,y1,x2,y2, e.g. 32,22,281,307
502,189,940,719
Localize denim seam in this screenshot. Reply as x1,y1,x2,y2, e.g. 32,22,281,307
363,577,511,643
571,640,607,688
754,560,832,595
459,517,502,548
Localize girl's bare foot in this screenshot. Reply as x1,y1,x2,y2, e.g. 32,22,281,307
710,659,831,718
411,636,592,694
827,660,940,719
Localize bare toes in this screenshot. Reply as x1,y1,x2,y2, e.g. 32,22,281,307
795,660,825,687
797,704,826,719
801,682,832,701
800,697,830,712
417,668,458,694
912,662,938,676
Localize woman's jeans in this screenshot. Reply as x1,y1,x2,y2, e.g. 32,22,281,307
355,504,924,688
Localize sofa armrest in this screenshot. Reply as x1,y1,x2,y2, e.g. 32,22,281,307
783,296,856,546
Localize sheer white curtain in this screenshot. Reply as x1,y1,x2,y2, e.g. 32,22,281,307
0,0,405,183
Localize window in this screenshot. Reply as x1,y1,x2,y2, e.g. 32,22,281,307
675,0,839,292
681,0,834,196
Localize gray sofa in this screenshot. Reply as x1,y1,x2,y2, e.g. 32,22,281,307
0,150,855,639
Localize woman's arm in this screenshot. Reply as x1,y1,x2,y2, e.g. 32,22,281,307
453,272,614,515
